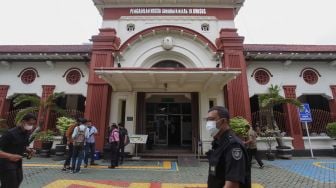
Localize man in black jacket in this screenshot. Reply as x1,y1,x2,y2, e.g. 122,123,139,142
0,113,37,188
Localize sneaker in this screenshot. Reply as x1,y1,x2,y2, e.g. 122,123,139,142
70,170,75,174
61,167,67,171
259,165,264,169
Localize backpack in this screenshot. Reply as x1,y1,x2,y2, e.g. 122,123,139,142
119,128,130,146
73,126,87,146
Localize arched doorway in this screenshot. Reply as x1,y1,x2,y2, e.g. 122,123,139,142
298,95,332,136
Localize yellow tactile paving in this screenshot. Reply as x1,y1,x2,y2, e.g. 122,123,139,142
313,162,336,171
44,180,150,188
44,180,264,188
24,161,172,170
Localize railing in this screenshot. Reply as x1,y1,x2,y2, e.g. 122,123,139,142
251,109,286,134
3,109,83,130
302,109,332,136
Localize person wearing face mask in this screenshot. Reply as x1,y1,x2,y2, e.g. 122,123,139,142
0,113,37,188
206,106,251,188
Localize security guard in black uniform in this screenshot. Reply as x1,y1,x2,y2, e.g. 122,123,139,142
206,106,251,188
0,113,37,188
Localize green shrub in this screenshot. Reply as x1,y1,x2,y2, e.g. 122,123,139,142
230,116,249,137
35,130,55,142
326,122,336,138
56,116,76,135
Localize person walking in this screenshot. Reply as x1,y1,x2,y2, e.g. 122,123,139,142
206,106,251,188
84,120,98,167
245,125,264,169
71,118,89,173
62,120,78,171
118,123,129,165
0,113,37,188
108,123,119,169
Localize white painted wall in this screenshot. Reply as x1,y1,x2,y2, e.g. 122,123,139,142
0,61,89,98
247,60,336,98
109,91,137,153
119,33,217,68
102,16,235,45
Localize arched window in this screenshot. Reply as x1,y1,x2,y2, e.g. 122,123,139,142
253,69,271,85
201,23,209,31
303,70,318,85
21,70,36,84
152,60,185,68
66,70,81,85
127,23,135,32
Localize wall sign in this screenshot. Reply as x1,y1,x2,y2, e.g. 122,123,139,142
130,8,206,15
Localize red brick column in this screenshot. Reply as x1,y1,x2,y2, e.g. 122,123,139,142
39,85,55,130
329,85,336,121
216,28,251,122
0,85,10,118
85,28,120,151
283,85,304,149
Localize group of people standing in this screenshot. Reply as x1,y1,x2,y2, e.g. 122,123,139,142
62,118,98,173
62,119,129,172
108,123,129,169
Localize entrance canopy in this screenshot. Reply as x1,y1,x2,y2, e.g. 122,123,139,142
95,68,240,92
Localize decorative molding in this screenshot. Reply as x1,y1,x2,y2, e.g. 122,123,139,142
250,67,273,77
17,67,40,77
299,67,321,77
46,60,55,69
283,85,297,98
62,67,85,78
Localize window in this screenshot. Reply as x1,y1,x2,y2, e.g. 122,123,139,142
254,70,270,85
127,23,135,32
152,60,185,68
303,70,318,84
21,69,36,84
66,70,81,85
201,23,209,31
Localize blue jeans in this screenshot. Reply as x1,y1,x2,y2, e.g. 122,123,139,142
84,142,96,165
71,145,84,172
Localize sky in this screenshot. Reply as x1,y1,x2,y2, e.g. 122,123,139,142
0,0,335,45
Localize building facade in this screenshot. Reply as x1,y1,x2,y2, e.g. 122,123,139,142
0,0,335,154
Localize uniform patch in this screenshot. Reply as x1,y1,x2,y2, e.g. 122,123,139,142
232,148,243,160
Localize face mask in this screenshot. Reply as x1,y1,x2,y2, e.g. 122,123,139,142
23,124,34,131
206,121,220,137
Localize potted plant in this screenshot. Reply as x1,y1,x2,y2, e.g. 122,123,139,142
35,130,55,157
326,122,336,154
259,85,301,159
259,129,276,160
54,117,76,159
230,116,249,140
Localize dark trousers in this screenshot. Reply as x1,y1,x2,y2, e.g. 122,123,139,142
0,168,23,188
247,148,264,167
110,142,119,167
71,145,84,171
119,145,125,164
84,142,96,165
64,143,73,167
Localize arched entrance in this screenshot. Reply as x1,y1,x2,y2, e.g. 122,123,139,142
298,95,332,136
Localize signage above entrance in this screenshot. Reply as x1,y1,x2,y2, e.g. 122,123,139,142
130,8,206,15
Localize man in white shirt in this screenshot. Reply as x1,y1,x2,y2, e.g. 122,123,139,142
71,118,89,173
84,120,98,167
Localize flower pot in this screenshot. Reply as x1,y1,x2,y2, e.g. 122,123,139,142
53,144,66,161
40,141,53,158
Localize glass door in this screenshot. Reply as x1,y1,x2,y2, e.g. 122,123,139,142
154,115,168,145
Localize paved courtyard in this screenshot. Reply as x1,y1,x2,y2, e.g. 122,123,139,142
19,157,336,188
